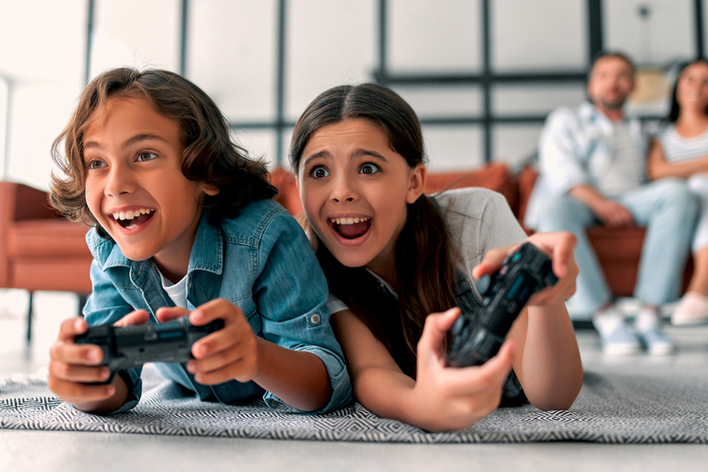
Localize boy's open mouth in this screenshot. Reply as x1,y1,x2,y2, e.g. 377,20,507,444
111,209,155,230
329,217,371,239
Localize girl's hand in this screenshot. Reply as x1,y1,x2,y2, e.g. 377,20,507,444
472,231,578,308
48,317,116,404
156,299,259,385
409,308,515,432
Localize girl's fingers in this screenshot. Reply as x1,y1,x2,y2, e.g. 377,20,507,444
417,308,460,360
443,341,515,395
472,245,516,279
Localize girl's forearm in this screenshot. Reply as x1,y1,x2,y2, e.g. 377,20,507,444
519,302,583,410
351,366,416,420
252,338,332,412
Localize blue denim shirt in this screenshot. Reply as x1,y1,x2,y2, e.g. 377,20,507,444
83,198,352,414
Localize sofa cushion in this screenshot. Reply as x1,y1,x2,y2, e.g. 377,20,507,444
422,163,519,214
8,220,91,258
270,167,303,216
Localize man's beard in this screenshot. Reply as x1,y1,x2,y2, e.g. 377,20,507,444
596,96,627,111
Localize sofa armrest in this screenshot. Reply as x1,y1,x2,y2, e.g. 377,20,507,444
0,181,60,222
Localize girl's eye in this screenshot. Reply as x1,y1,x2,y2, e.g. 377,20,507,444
360,162,380,175
310,166,330,179
136,152,158,162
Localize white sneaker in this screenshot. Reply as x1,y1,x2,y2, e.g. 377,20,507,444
637,328,675,356
599,323,642,355
672,292,708,326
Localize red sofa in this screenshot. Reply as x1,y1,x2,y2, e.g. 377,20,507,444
0,181,92,342
1,164,688,343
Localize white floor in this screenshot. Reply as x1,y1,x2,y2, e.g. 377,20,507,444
1,289,708,472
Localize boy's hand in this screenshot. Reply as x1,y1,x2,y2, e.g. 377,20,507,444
409,308,515,432
472,231,578,308
156,300,258,385
48,317,116,404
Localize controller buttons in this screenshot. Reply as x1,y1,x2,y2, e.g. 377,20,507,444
476,274,492,296
310,313,321,324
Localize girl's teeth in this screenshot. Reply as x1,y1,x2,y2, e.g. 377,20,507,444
331,217,369,225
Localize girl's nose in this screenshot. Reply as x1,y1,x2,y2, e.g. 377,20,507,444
330,176,358,203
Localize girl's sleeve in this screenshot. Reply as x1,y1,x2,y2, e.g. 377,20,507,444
252,212,353,413
81,258,142,414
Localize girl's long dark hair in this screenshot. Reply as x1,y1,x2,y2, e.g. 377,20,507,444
667,58,708,122
290,84,459,377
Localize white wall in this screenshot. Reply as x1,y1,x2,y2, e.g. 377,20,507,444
0,0,704,189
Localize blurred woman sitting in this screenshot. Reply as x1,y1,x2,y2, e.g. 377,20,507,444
648,57,708,325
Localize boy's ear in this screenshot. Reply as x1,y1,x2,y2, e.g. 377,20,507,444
406,164,426,204
201,184,220,196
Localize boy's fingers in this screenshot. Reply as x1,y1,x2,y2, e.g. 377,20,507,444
114,309,150,327
51,341,104,366
50,361,110,383
51,379,115,403
155,307,190,323
190,299,243,326
58,317,87,341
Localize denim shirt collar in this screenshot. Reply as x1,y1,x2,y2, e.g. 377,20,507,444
92,210,224,305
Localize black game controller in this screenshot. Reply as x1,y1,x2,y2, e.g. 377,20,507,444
75,315,224,384
447,242,559,367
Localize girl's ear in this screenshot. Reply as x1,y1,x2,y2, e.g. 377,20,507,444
406,164,427,204
201,184,220,196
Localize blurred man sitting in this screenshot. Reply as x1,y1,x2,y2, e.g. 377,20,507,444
524,52,698,355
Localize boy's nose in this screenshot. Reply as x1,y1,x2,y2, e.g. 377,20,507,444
105,166,136,197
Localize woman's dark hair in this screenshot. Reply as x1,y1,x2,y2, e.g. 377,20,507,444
290,83,459,377
666,58,708,122
50,68,276,236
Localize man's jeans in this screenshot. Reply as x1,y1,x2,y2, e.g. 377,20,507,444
535,178,699,319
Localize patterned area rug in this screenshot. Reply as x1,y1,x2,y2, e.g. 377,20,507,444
1,365,708,443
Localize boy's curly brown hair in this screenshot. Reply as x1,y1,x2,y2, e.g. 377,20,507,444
50,68,276,236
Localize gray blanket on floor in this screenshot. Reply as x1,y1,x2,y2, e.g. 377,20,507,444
1,365,707,444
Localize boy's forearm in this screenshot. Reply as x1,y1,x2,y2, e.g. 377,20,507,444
520,303,583,410
252,338,332,412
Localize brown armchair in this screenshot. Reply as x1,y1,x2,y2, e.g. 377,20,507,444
0,181,93,342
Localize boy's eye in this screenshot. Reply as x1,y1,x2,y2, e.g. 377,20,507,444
136,152,158,162
310,166,330,179
86,159,105,170
360,162,380,175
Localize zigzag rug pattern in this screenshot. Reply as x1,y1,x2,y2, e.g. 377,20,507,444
1,366,708,443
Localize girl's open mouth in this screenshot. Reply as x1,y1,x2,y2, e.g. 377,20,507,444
111,209,155,230
329,216,371,240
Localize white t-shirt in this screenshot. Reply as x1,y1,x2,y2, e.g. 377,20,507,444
657,124,708,162
596,121,647,197
326,187,528,314
159,271,189,310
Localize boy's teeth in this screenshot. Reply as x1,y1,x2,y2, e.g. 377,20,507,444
112,209,152,220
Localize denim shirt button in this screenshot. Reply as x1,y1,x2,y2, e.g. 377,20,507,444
310,313,321,324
